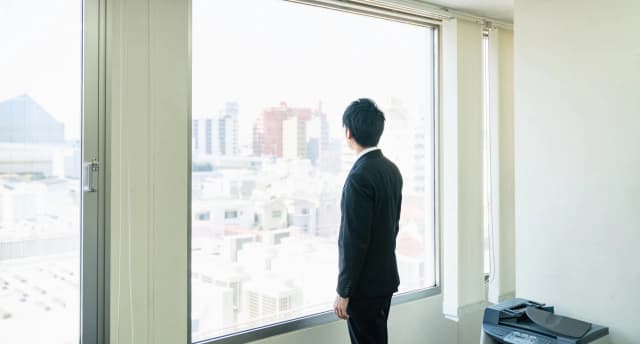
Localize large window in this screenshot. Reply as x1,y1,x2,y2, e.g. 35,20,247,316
0,1,103,343
191,0,437,341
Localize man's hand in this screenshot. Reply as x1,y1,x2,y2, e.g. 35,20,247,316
334,295,350,320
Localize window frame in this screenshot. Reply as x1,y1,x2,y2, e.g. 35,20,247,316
81,0,108,343
187,1,442,343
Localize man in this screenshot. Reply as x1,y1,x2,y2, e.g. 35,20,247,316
334,98,403,344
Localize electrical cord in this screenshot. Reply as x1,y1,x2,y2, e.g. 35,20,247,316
483,33,497,285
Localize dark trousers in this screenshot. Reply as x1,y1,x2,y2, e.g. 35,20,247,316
346,295,392,344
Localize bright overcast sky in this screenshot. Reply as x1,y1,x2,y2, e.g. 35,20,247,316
0,0,82,140
1,0,431,143
193,0,432,144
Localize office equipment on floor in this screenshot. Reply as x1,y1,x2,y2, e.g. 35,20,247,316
482,298,609,344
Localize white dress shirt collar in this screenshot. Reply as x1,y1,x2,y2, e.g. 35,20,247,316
355,146,380,162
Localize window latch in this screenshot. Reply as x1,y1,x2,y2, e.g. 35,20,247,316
83,158,99,193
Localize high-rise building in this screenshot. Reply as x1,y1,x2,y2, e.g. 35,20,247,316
318,138,342,174
379,98,429,195
282,116,307,160
252,103,315,158
253,103,289,157
198,118,220,156
220,102,239,156
193,102,240,159
412,119,427,194
193,119,200,151
305,108,329,165
341,141,356,175
252,120,264,157
317,107,330,155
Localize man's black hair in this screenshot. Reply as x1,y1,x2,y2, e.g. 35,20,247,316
342,98,385,148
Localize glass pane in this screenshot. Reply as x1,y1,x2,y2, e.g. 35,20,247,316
191,0,435,340
0,1,83,343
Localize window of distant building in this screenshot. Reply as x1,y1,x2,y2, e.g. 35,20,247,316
224,210,239,219
198,212,211,221
191,0,437,342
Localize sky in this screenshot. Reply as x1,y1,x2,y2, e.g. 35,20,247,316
0,0,432,144
0,0,83,141
193,0,433,145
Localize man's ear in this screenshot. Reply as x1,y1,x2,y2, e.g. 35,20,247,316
345,128,352,139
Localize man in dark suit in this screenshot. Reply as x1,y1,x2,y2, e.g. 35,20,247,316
334,98,403,344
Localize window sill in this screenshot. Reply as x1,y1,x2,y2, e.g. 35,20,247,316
195,286,441,344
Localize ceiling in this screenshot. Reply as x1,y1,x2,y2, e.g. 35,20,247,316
418,0,514,23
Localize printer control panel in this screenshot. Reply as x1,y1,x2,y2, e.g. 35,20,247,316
504,331,554,344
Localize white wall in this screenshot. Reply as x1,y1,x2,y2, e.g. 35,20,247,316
487,28,515,304
441,18,486,321
514,0,640,343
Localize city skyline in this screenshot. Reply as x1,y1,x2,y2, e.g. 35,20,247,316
193,0,432,149
0,92,434,342
188,94,434,340
1,0,431,143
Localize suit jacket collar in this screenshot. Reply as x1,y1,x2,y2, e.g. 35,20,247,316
353,148,383,168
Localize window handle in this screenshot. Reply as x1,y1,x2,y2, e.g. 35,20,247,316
83,158,99,193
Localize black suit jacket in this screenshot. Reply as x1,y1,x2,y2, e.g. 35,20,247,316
337,149,403,298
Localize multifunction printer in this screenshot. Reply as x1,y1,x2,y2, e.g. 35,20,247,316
483,298,609,344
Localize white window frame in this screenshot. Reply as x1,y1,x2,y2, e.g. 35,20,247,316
83,0,108,342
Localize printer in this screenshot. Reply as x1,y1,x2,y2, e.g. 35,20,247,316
483,298,609,344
